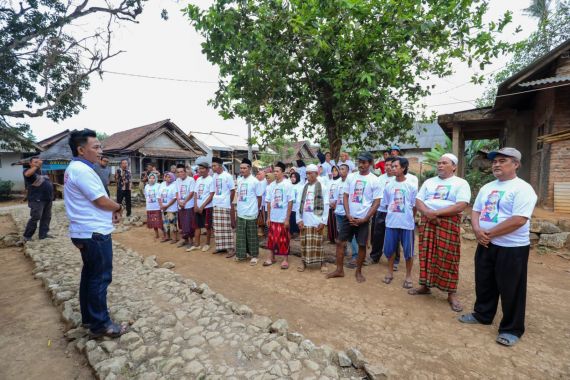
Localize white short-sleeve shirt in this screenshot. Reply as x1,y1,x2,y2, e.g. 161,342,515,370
237,175,263,217
381,179,418,230
176,177,195,209
64,160,113,238
266,179,293,223
473,177,537,247
213,171,235,209
344,172,381,219
417,175,471,211
296,182,330,227
144,183,161,211
195,175,215,209
159,182,178,212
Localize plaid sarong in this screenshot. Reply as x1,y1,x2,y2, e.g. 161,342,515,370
418,215,461,293
178,208,195,239
213,207,234,250
146,210,163,229
327,208,337,243
301,226,325,265
236,217,259,259
267,222,290,256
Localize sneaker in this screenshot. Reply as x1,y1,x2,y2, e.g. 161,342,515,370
201,245,210,252
186,246,200,252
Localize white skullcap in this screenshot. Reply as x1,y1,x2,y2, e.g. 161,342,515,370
306,164,318,172
441,153,458,165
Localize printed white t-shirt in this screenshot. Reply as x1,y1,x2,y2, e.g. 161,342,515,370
144,183,161,211
237,175,264,218
381,179,418,230
176,177,195,209
334,178,349,216
377,173,394,212
406,173,419,189
266,179,293,223
344,172,382,219
321,161,333,178
64,160,113,238
159,182,178,212
328,178,341,202
212,171,235,209
296,182,330,227
195,175,215,209
290,182,303,214
473,177,537,247
417,175,471,211
258,179,268,210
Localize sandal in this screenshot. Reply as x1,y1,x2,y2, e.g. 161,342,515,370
249,258,258,266
262,260,276,267
159,238,170,243
383,275,393,284
402,280,413,289
496,333,519,347
458,313,481,324
226,252,236,259
408,288,432,295
320,265,328,274
169,239,179,244
448,298,463,312
90,322,129,338
281,262,289,270
297,264,306,272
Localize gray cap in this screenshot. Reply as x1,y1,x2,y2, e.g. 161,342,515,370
195,156,211,168
357,151,374,162
487,147,522,161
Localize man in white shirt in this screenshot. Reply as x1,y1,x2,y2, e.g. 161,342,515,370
175,164,195,248
381,157,418,289
264,162,293,269
327,151,381,283
235,158,264,265
321,152,334,179
337,151,356,173
64,129,128,338
459,148,537,347
296,164,329,272
409,154,470,313
211,157,236,256
188,158,215,252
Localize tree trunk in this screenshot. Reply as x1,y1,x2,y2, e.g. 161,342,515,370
320,82,342,160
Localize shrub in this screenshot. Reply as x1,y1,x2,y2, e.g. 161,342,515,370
465,169,494,200
0,179,13,199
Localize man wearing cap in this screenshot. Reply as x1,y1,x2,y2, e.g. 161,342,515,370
390,145,401,157
264,161,293,269
235,158,264,264
187,158,215,252
459,147,537,347
409,153,470,312
327,151,381,283
297,164,330,272
211,157,236,256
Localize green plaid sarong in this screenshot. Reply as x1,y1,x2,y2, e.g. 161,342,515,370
236,217,259,259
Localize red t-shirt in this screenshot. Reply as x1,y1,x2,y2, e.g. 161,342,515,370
375,161,386,174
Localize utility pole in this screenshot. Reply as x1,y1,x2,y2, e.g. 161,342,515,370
247,123,253,161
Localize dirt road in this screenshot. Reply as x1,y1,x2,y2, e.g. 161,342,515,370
0,215,93,380
116,222,570,379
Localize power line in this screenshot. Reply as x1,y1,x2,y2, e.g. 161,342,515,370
431,64,508,95
102,70,218,84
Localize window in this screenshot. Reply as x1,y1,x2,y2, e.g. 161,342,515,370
537,124,545,151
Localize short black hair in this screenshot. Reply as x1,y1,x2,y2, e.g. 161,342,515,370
176,163,186,169
68,129,97,157
393,156,409,175
385,156,396,163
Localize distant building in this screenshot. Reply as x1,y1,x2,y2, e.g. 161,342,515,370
0,140,41,192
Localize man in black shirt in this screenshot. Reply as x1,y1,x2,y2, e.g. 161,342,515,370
23,157,54,241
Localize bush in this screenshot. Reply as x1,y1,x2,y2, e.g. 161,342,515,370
0,178,13,199
465,169,494,200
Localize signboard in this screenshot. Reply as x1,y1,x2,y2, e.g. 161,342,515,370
42,160,70,171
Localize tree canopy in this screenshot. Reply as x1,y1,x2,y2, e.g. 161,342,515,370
186,0,512,157
0,0,147,150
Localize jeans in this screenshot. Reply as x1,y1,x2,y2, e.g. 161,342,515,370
370,211,400,265
335,214,357,259
24,200,52,239
117,189,131,216
71,233,113,332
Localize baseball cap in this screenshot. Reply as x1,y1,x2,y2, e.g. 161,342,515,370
487,147,522,161
195,156,211,168
357,151,374,162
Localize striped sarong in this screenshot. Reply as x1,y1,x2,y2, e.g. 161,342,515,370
146,210,163,229
267,222,290,256
418,215,462,293
327,208,337,243
213,207,234,250
236,217,259,259
177,208,194,239
301,226,325,265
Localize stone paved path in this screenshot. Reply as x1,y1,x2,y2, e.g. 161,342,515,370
6,205,373,380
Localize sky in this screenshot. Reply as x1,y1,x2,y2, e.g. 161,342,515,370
23,0,538,143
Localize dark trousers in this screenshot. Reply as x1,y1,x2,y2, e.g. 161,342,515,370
370,211,400,264
24,200,52,239
473,243,529,338
71,233,113,332
117,189,131,216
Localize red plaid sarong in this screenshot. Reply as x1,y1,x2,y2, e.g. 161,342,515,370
267,222,290,256
146,210,163,229
418,215,461,293
213,207,234,250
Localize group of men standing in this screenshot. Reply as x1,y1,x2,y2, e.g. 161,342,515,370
24,127,533,348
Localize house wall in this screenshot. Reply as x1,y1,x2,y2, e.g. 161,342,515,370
0,152,26,191
143,134,182,149
505,109,533,182
547,85,570,209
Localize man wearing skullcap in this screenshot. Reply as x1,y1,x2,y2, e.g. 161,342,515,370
211,157,236,256
409,153,471,312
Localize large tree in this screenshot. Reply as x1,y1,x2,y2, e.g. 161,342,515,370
186,0,512,157
0,0,147,150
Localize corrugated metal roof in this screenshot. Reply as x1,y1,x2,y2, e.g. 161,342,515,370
364,122,447,151
518,75,570,87
190,131,260,152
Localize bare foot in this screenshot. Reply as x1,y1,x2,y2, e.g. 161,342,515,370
325,270,344,279
355,271,366,283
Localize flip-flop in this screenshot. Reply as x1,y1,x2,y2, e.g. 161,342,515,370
159,238,170,243
402,280,413,289
249,258,258,266
226,252,236,259
448,299,463,312
408,288,432,295
262,260,276,266
320,265,328,273
297,264,306,272
383,275,393,284
458,313,481,324
496,333,519,347
281,262,289,270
